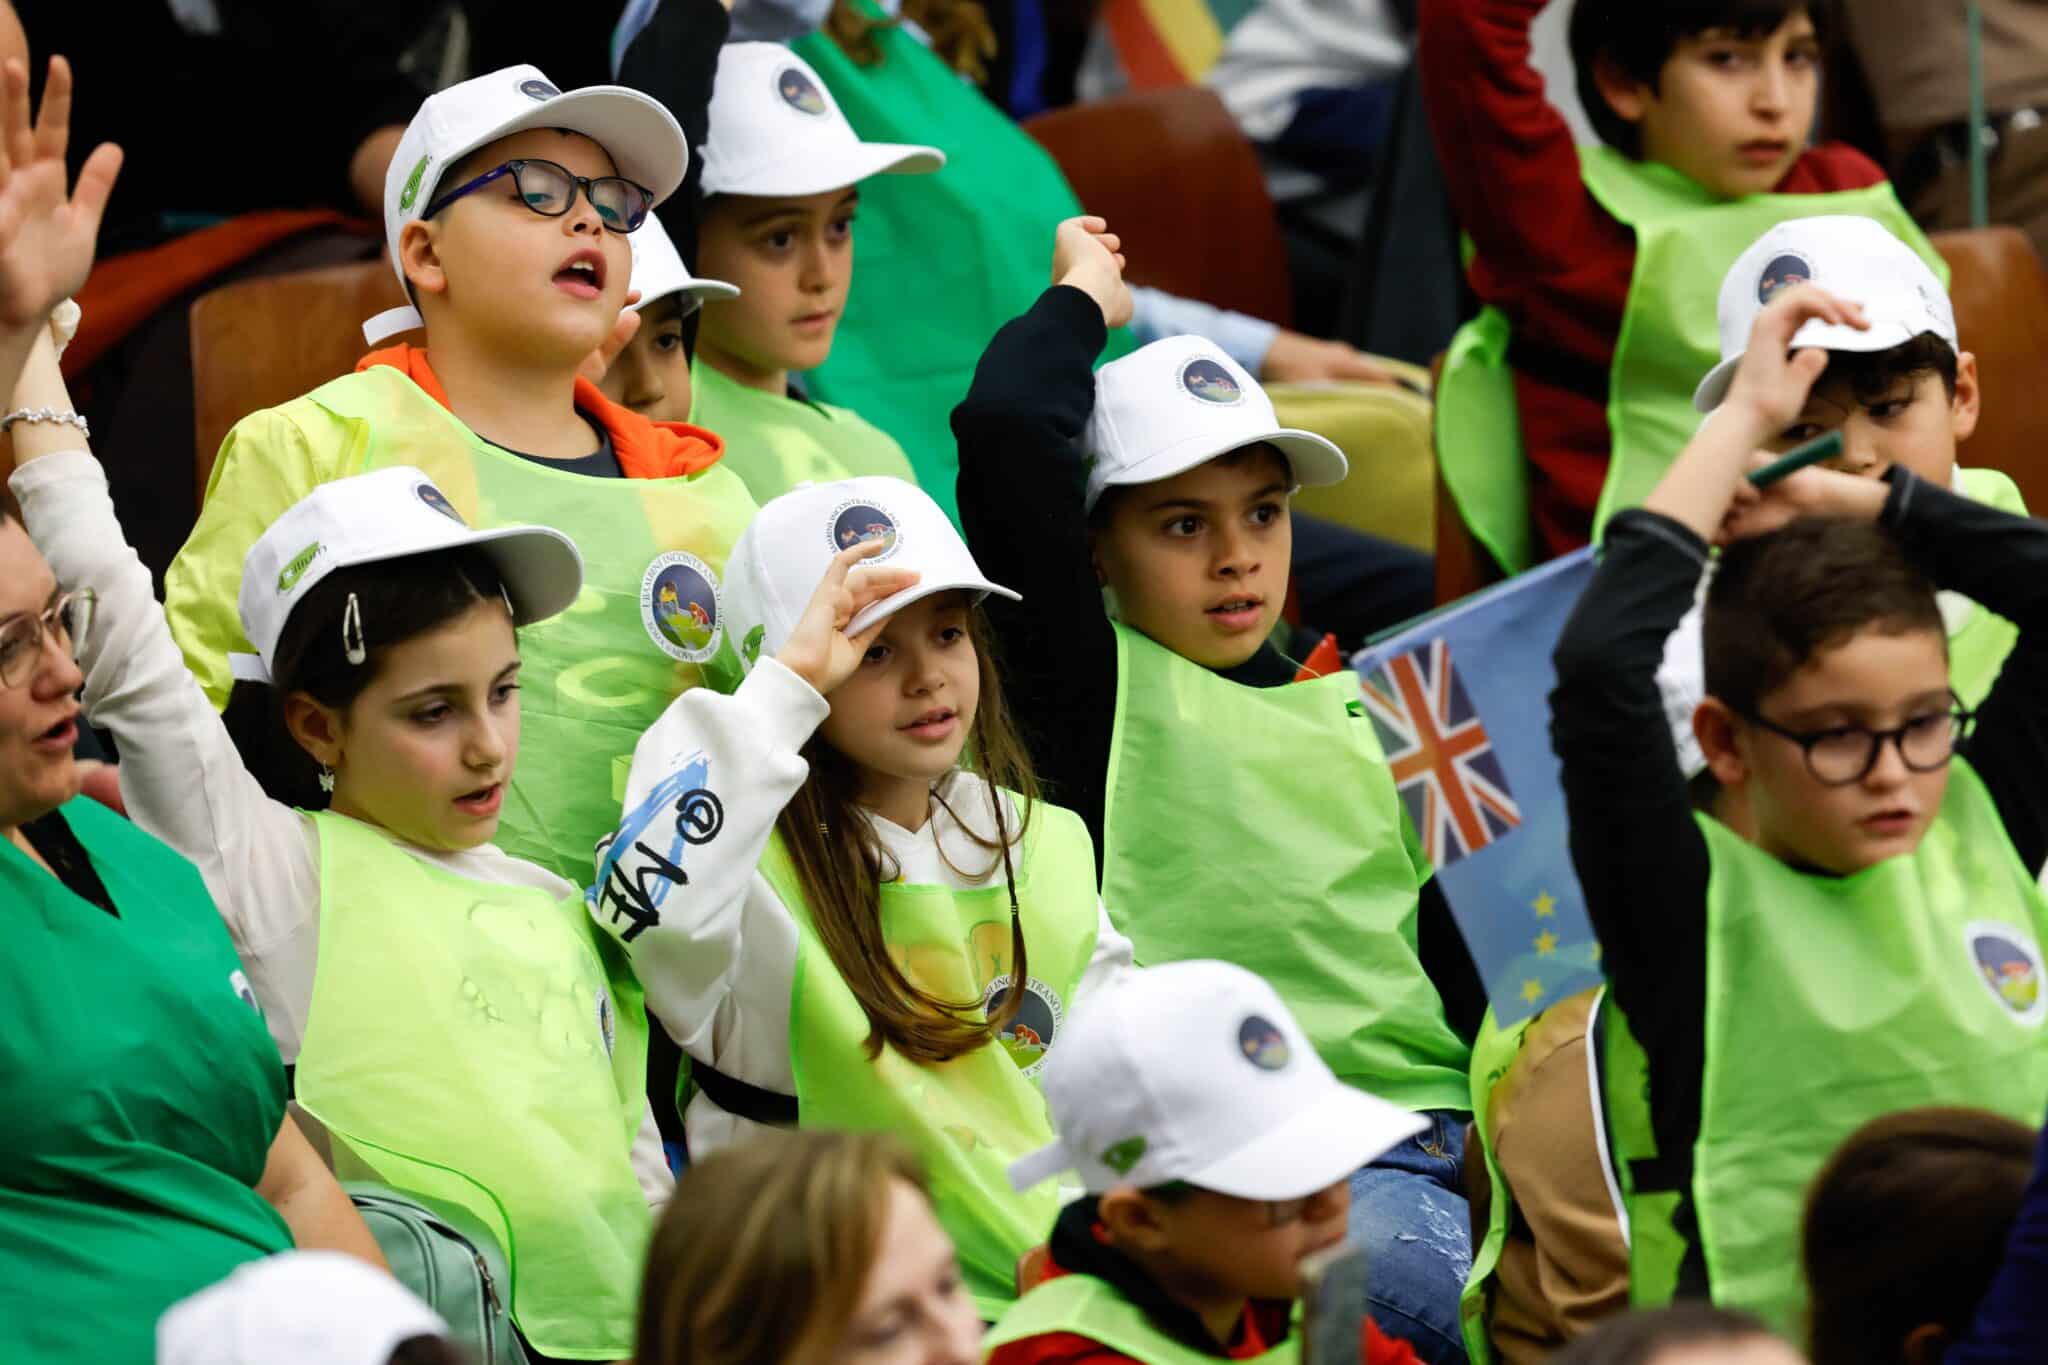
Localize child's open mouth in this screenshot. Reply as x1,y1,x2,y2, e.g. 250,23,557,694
1206,596,1265,632
553,250,606,300
454,783,504,818
899,708,958,741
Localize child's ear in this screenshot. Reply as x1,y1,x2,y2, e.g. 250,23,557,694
1086,530,1108,589
1096,1187,1174,1254
283,692,347,771
1950,351,1982,445
1591,53,1653,126
1694,698,1750,788
397,219,449,300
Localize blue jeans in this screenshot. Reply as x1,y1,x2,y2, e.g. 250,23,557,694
1347,1110,1473,1364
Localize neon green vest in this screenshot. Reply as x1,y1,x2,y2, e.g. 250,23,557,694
685,355,919,502
794,6,1138,523
299,368,757,885
294,812,651,1361
1948,467,2024,709
768,797,1100,1318
1438,149,1943,574
1099,623,1470,1112
984,1272,1298,1365
1609,761,2048,1332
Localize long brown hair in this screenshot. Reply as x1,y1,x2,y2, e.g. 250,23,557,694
637,1131,931,1365
777,604,1040,1064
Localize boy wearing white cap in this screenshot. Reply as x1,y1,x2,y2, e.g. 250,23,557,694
162,63,759,889
955,219,1477,1361
684,43,933,502
986,961,1426,1365
596,213,738,424
588,475,1132,1316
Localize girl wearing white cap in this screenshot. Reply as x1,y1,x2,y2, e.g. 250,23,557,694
10,340,672,1363
590,475,1131,1318
682,43,937,502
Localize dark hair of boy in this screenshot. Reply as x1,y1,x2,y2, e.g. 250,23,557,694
1803,1106,2035,1365
1703,517,1943,719
1818,334,1959,405
1549,1302,1778,1365
387,1335,468,1365
1569,0,1836,156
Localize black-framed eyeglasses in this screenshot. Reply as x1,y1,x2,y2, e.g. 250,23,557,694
0,588,95,689
423,158,654,233
1741,693,1974,786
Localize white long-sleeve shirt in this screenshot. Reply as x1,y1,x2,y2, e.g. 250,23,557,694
10,450,673,1208
591,656,1134,1153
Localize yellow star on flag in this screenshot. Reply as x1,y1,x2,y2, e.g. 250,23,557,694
1532,891,1557,919
1520,979,1546,1004
1535,930,1559,957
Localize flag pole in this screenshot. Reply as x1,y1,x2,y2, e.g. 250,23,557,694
1969,0,1990,229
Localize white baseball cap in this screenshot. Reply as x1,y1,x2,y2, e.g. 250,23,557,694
723,476,1019,672
1085,337,1348,513
1693,215,1957,413
365,63,689,344
156,1251,450,1365
229,467,584,686
1010,961,1426,1199
628,213,739,315
698,44,944,197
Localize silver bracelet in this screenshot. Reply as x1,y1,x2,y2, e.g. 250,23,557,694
1,406,89,437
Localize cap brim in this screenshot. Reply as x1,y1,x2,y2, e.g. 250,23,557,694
1096,427,1349,507
452,85,688,207
846,575,1020,640
1009,1139,1075,1193
704,142,945,198
333,524,586,628
1185,1088,1427,1202
1692,318,1927,412
631,277,742,312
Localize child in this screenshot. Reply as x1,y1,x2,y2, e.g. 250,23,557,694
596,213,739,423
1549,1306,1800,1365
1551,282,2048,1330
162,63,758,888
955,218,1476,1360
1418,0,1936,574
685,43,934,502
986,960,1427,1365
589,475,1132,1316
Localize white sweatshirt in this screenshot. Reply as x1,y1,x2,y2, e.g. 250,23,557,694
592,655,1134,1153
11,451,673,1209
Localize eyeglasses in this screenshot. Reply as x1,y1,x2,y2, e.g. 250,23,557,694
1742,694,1973,786
0,589,95,689
423,158,654,233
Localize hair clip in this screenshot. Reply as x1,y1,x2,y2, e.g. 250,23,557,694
342,592,367,666
500,583,516,618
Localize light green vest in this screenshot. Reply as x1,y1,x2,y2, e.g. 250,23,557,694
1948,466,2025,709
294,812,651,1361
1438,148,1943,574
1608,760,2048,1332
767,797,1100,1319
1100,623,1470,1113
686,356,920,503
304,369,758,886
794,4,1138,523
984,1272,1297,1365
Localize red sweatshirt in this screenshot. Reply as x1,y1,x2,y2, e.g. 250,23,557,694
1415,0,1886,558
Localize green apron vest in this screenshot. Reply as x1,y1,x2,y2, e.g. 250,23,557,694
305,368,757,886
795,7,1138,523
1099,623,1471,1112
1438,149,1943,574
1609,761,2048,1332
294,812,651,1361
1948,466,2024,708
984,1271,1297,1365
686,355,919,502
766,796,1098,1320
0,798,291,1365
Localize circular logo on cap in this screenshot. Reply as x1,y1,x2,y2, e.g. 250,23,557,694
518,77,561,101
983,974,1066,1076
828,500,903,560
1969,923,2046,1024
641,551,724,663
1238,1015,1291,1071
1180,356,1245,406
1757,252,1814,306
415,481,466,525
398,154,432,212
776,67,829,116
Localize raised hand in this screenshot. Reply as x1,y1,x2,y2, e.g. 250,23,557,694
773,539,922,696
1717,449,1889,543
0,57,122,330
579,290,643,385
1051,216,1134,330
1719,284,1869,442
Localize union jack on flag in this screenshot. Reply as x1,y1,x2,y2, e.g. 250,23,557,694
1359,639,1522,868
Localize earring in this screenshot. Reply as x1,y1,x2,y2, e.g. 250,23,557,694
318,764,337,794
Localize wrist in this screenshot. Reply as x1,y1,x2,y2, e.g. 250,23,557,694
1055,269,1116,323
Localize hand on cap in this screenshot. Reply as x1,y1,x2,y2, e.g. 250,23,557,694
1715,448,1889,544
0,57,121,332
1720,284,1868,445
579,291,644,386
774,538,922,697
1259,330,1398,386
1052,216,1133,331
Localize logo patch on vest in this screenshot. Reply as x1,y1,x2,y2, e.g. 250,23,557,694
1968,923,2045,1024
1238,1014,1291,1070
597,986,617,1058
1180,356,1245,406
983,974,1065,1076
229,969,262,1017
414,480,466,524
776,67,829,116
518,77,561,101
641,552,723,663
827,499,902,561
1757,252,1814,306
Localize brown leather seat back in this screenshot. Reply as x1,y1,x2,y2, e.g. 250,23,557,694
1933,226,2048,512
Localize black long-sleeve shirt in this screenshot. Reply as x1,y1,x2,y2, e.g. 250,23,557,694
1550,471,2048,1268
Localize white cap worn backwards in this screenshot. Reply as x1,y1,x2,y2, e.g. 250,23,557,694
156,1251,450,1365
722,476,1018,673
1009,961,1426,1199
698,43,944,197
367,63,688,343
1693,215,1957,413
1084,336,1348,513
231,467,584,686
627,213,740,315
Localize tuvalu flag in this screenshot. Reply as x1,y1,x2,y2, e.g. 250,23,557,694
1350,547,1603,1025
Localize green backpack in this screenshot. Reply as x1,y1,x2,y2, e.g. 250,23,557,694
347,1184,529,1365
